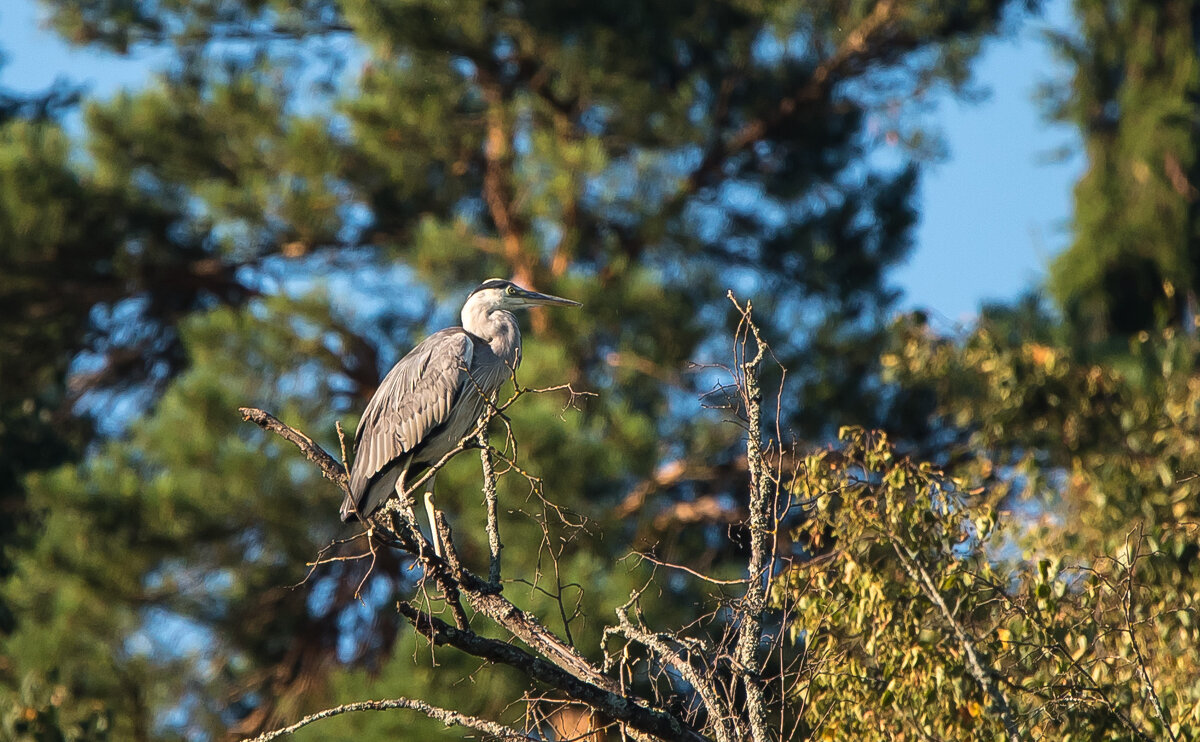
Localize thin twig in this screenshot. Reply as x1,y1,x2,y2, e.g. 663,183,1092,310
336,420,349,472
635,552,749,586
1123,528,1178,741
970,570,1152,742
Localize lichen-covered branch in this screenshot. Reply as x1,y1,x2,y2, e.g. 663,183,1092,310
239,346,742,742
427,509,642,698
611,597,735,742
729,294,772,742
242,697,534,742
238,401,622,690
480,427,503,586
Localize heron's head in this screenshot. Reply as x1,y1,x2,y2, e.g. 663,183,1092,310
465,278,580,313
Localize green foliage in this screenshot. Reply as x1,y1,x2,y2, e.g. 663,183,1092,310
2,295,360,737
777,427,1200,740
3,672,111,742
0,116,116,639
884,312,1200,558
782,428,1006,740
1046,0,1200,341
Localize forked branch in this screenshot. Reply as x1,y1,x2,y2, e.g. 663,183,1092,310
398,600,711,742
598,295,784,742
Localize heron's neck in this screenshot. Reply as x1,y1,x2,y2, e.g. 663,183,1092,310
462,304,522,368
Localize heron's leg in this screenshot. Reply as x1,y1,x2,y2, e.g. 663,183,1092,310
391,469,428,553
394,469,418,521
423,477,442,558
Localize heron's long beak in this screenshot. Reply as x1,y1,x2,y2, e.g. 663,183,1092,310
518,288,581,307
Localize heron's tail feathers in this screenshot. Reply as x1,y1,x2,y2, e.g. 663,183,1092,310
339,464,404,523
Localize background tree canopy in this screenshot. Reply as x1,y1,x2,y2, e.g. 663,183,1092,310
3,0,1200,740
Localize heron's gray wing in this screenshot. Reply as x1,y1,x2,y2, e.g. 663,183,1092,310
344,328,474,518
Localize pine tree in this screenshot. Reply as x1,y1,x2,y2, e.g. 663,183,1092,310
1047,0,1200,342
3,2,1026,737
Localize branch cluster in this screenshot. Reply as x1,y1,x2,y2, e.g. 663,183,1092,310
239,297,785,741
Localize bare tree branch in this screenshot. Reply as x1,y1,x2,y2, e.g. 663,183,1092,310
242,697,535,742
729,294,772,742
425,511,657,702
238,407,349,495
481,426,504,586
634,552,748,586
611,596,736,742
397,601,712,742
239,391,625,695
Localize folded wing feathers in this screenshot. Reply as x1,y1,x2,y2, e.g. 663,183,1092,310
347,329,474,505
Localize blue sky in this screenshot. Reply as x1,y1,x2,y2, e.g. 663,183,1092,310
893,0,1084,325
0,0,1083,324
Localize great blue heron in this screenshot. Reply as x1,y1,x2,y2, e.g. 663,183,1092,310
341,279,580,554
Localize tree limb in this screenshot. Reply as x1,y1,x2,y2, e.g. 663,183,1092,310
683,0,899,196
611,597,735,742
428,509,641,697
890,539,1021,742
730,295,772,742
238,407,349,496
480,426,504,586
242,697,534,742
397,601,712,742
240,403,704,741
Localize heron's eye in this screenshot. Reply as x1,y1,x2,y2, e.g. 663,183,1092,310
505,286,516,295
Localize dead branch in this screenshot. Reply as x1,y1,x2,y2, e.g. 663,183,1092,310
728,294,772,742
239,393,627,696
242,697,535,742
423,488,703,740
634,553,748,586
611,595,736,742
425,512,625,695
397,601,711,742
239,407,349,495
237,317,765,742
